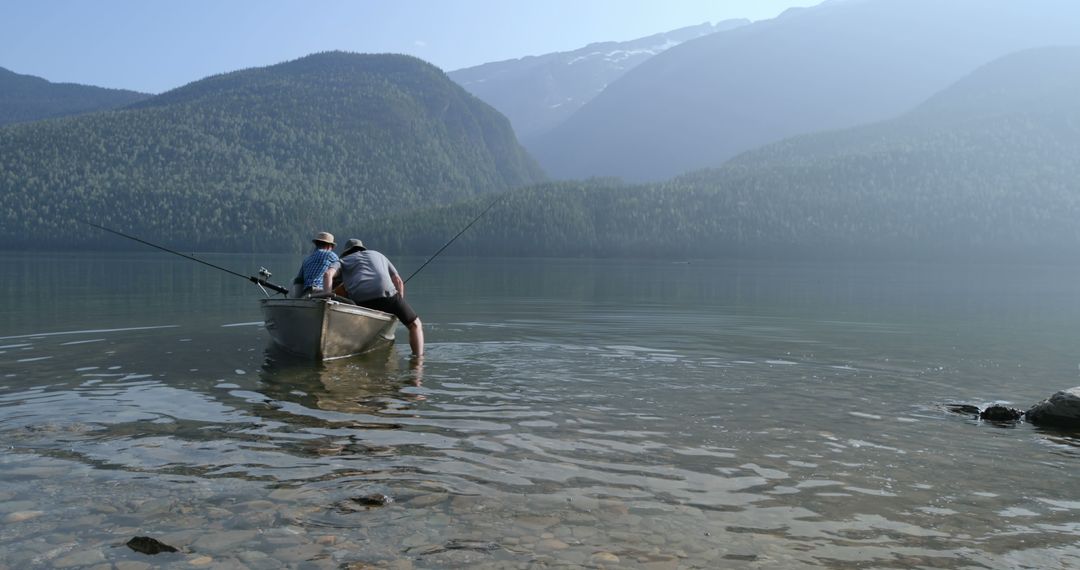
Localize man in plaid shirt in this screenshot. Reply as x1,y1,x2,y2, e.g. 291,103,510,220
295,231,340,296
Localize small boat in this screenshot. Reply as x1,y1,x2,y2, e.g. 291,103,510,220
84,223,408,360
260,298,397,360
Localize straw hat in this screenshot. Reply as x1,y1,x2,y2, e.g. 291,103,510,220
312,231,335,246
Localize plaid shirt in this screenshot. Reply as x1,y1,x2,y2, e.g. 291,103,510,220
300,249,340,289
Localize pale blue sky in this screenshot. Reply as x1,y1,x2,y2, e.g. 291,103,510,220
1,1,823,93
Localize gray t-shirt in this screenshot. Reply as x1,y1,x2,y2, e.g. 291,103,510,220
340,250,398,301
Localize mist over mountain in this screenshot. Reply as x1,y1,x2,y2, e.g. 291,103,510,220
448,20,748,140
0,52,545,252
0,66,150,126
529,0,1080,182
369,46,1080,260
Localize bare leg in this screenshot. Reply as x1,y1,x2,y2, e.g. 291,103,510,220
408,318,424,357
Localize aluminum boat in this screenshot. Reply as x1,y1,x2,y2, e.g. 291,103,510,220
260,298,397,360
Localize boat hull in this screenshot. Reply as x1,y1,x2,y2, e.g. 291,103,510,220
260,298,397,360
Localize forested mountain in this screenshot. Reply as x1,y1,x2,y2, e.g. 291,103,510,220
0,52,546,252
447,20,747,140
528,0,1080,182
366,47,1080,261
0,66,150,126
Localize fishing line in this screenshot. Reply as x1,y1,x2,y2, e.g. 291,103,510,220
404,193,504,284
82,221,288,295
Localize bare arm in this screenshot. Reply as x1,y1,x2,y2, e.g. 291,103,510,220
320,265,338,292
391,271,405,298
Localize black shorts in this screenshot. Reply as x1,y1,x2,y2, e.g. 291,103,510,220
356,293,418,326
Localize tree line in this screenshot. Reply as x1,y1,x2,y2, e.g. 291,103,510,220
0,52,544,252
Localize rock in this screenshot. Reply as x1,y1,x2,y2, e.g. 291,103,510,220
1027,387,1080,428
980,405,1023,422
538,538,570,550
572,526,598,539
408,540,500,556
0,500,37,512
591,551,621,564
126,536,179,555
191,529,258,551
342,494,394,509
53,549,106,568
947,403,1024,423
640,558,680,570
238,550,272,564
271,543,323,562
115,561,153,570
401,534,433,548
132,498,175,515
204,506,233,519
239,500,275,511
406,494,447,508
946,403,980,416
4,510,44,523
515,515,560,530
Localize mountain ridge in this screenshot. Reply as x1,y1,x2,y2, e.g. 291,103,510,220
0,66,151,126
528,0,1080,182
448,20,748,140
0,51,545,252
366,46,1080,260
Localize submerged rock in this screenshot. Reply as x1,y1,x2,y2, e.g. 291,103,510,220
408,539,501,556
946,404,981,416
979,405,1023,422
336,493,395,512
126,536,179,555
352,493,394,507
1026,387,1080,428
947,386,1080,429
945,403,1024,423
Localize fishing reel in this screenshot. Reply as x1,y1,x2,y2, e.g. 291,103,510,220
253,267,284,298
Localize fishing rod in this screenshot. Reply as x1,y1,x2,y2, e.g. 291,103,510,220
83,221,289,295
404,193,504,284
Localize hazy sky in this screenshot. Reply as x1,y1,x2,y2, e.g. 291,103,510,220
2,1,823,93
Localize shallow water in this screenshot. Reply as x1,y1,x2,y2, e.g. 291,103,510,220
1,252,1079,568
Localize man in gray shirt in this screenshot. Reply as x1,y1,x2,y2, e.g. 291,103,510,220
338,239,424,357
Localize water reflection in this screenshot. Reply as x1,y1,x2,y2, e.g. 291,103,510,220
3,254,1080,568
258,345,424,416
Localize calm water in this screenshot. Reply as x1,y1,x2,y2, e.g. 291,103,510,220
1,252,1079,569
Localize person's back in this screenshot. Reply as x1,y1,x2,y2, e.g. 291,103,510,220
292,231,339,297
337,238,423,357
340,249,397,302
301,248,339,289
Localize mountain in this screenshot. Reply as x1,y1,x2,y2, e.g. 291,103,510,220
528,0,1080,182
0,52,546,252
448,20,748,140
367,47,1080,260
0,66,150,126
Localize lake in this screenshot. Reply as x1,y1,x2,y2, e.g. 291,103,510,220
1,252,1079,568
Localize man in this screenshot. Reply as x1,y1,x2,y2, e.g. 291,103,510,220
337,238,424,357
293,231,340,297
